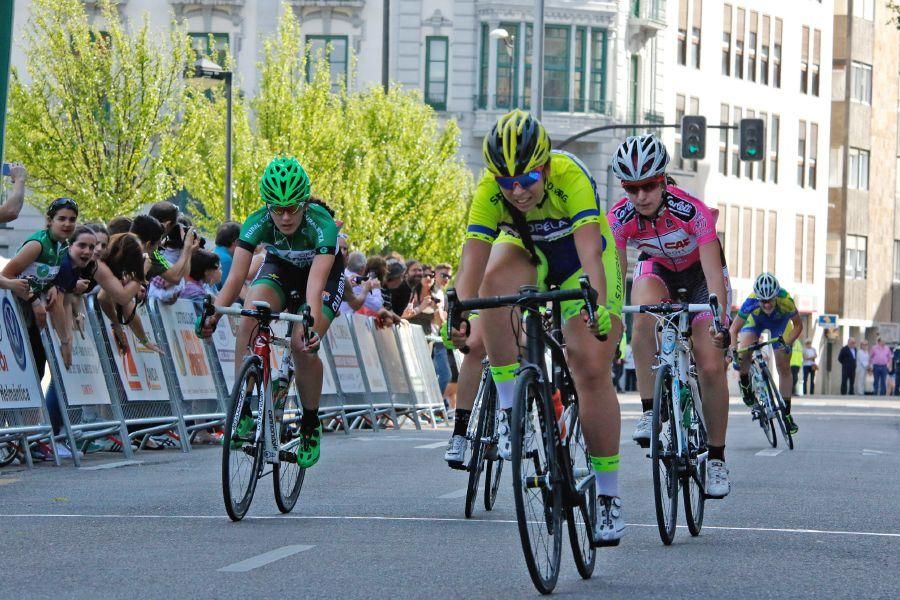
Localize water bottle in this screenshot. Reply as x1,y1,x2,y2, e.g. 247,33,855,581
272,362,290,412
680,384,693,430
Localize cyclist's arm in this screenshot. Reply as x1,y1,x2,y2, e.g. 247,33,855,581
728,313,746,348
215,246,253,308
305,253,334,323
572,223,607,308
784,313,803,346
454,238,491,301
698,242,728,324
93,261,142,306
0,240,42,278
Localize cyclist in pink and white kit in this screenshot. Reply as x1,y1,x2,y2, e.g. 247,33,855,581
607,134,733,498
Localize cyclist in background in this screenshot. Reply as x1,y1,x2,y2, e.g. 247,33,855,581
447,110,625,545
199,156,344,469
729,273,803,434
607,134,733,499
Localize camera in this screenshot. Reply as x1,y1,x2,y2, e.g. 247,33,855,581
431,295,441,305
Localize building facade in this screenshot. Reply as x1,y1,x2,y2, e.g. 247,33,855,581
826,0,900,381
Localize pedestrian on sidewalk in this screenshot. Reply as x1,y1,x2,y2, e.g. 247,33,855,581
869,337,891,396
838,338,857,395
802,340,818,395
623,343,636,392
892,345,900,396
790,338,803,395
856,340,871,395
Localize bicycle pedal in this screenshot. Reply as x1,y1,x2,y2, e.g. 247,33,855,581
278,450,297,463
635,439,650,449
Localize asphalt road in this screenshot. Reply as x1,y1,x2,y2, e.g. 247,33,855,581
1,394,898,599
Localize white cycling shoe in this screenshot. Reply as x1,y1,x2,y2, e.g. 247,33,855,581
594,496,625,546
496,409,512,461
443,435,467,465
705,459,731,498
632,411,652,447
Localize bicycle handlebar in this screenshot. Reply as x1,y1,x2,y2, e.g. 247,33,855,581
199,296,315,345
735,336,786,354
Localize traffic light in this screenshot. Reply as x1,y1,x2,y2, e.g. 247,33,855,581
680,115,706,160
739,118,765,161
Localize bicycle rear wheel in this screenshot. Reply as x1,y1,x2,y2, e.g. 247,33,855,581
511,368,562,595
564,407,596,580
753,372,777,448
465,384,487,519
652,365,679,545
273,393,307,513
682,382,706,537
484,454,504,511
222,359,264,521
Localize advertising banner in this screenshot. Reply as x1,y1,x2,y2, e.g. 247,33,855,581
326,315,366,393
371,324,409,394
156,299,217,399
0,290,43,409
45,296,111,406
351,314,387,393
100,304,167,401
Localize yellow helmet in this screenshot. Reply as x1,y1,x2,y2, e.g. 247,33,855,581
482,110,551,177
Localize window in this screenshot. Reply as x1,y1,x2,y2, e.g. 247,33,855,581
721,5,732,76
543,26,570,112
590,29,609,113
760,16,770,85
190,32,229,67
767,211,777,272
850,61,873,104
769,114,780,183
478,24,488,108
719,103,730,175
848,148,870,190
574,27,587,111
893,240,900,282
773,18,782,88
808,123,818,189
674,94,686,170
306,35,348,92
424,36,449,110
795,215,805,282
853,0,875,21
806,216,815,283
735,8,745,79
754,209,765,275
728,206,740,269
523,24,533,108
846,235,867,279
741,207,752,277
678,0,688,66
732,106,742,177
691,0,702,69
629,55,640,124
800,26,809,94
747,12,758,82
812,30,821,96
495,23,519,109
797,120,807,187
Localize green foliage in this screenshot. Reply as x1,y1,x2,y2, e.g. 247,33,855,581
6,0,194,219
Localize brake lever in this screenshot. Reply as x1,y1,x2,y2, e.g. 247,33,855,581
446,288,471,354
578,276,606,342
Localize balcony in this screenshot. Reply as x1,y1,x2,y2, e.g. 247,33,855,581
627,0,666,50
478,95,614,116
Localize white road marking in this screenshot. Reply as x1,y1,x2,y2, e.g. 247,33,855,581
415,441,447,449
755,449,783,457
438,488,468,499
862,449,889,456
3,513,899,539
219,545,314,572
353,436,447,443
79,460,143,471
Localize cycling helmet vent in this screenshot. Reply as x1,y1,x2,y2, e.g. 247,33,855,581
483,109,552,177
753,272,780,301
611,134,670,182
260,156,312,207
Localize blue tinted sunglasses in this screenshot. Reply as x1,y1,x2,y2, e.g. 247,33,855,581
495,166,544,190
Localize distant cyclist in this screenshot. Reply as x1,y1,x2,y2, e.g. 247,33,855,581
199,156,344,469
729,273,803,434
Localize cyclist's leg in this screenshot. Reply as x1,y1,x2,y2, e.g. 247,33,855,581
691,317,731,446
630,261,668,414
737,327,759,405
444,318,486,463
235,281,285,376
771,338,794,406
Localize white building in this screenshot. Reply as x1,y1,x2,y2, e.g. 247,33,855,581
659,0,833,334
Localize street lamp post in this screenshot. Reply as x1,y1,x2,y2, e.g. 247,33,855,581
532,0,545,120
194,57,233,222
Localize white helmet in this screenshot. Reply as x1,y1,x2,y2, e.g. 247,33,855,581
753,272,780,301
611,134,670,182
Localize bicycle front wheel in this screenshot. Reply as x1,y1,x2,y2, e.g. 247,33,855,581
464,384,487,519
511,368,562,595
753,372,777,448
652,365,679,545
222,359,264,521
273,393,307,513
481,377,503,512
683,383,707,537
564,408,596,580
767,378,795,450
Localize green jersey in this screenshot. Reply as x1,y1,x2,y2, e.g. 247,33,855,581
18,229,68,292
236,203,339,268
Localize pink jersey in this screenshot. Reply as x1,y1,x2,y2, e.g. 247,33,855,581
607,186,718,272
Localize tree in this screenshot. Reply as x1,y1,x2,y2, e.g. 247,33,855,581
6,0,194,219
889,1,900,27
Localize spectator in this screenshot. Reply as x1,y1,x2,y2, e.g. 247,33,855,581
0,163,27,223
613,335,625,393
130,214,198,301
339,250,382,316
856,339,871,395
382,259,405,310
433,263,458,410
624,343,636,392
870,337,891,396
148,201,180,241
213,221,241,290
107,216,132,235
892,345,900,396
385,259,416,312
85,222,110,261
838,338,857,395
802,340,818,395
790,338,803,395
52,226,100,367
181,249,222,304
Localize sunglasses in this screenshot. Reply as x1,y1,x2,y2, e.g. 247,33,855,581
438,272,451,280
267,203,303,216
47,197,78,215
423,272,434,278
495,166,544,190
622,177,664,194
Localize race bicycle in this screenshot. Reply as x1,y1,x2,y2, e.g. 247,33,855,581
736,337,795,450
200,297,313,522
622,292,726,545
447,277,599,594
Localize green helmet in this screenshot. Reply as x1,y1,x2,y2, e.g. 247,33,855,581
259,156,311,207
